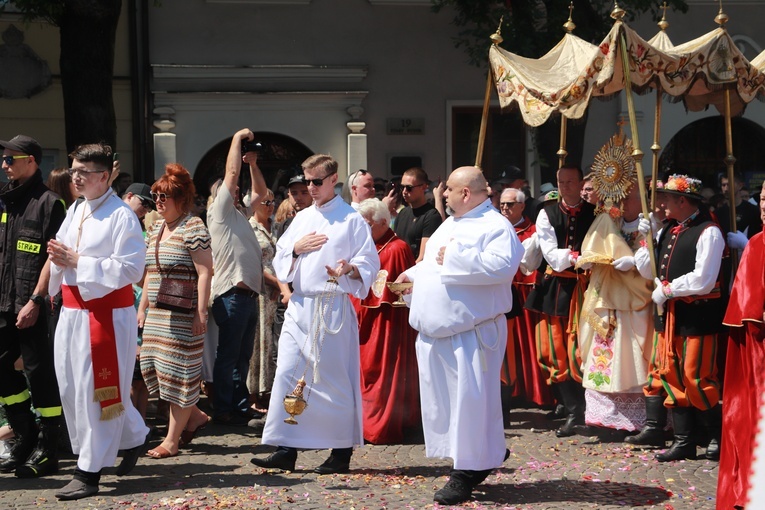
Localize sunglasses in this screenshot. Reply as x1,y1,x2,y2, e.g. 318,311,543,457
139,198,154,209
261,200,275,206
401,183,425,192
2,155,31,166
151,192,169,203
67,167,107,177
303,173,335,187
351,169,368,186
500,201,518,208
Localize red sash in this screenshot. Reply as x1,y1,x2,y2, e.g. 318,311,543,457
62,284,134,421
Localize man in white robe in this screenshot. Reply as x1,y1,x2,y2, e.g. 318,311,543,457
395,166,523,506
47,143,149,500
251,154,379,474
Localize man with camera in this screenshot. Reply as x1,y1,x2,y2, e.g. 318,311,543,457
208,128,264,426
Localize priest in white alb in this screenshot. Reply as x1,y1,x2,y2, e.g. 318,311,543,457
394,166,523,506
251,154,379,475
47,143,149,500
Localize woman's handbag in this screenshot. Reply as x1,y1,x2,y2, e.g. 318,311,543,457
154,221,195,313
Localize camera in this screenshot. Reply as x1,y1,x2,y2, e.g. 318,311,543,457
241,139,264,155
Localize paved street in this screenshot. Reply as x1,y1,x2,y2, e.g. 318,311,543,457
0,406,718,509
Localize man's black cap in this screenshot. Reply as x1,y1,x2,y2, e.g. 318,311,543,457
288,174,306,187
0,135,43,165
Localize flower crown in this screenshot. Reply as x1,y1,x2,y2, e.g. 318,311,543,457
661,174,702,195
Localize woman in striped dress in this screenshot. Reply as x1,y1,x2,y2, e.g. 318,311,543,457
138,163,213,459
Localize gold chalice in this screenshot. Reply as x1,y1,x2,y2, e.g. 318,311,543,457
386,282,413,307
283,377,308,425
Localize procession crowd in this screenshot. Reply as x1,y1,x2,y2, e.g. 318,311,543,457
1,128,764,509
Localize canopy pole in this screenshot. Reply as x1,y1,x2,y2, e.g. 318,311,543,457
475,71,493,170
475,19,505,170
557,118,568,169
724,87,740,277
617,26,658,285
650,89,662,211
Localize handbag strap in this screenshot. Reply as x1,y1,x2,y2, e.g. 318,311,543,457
155,221,166,278
154,220,196,280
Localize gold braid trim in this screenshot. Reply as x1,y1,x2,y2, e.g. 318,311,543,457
100,402,125,421
93,386,119,402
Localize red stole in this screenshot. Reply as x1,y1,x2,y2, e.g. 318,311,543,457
62,284,134,421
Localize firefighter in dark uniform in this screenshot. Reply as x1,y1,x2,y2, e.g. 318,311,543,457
0,135,66,477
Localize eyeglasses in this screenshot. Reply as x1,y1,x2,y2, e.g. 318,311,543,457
2,155,31,166
351,169,368,186
261,200,275,206
151,192,169,203
67,167,107,178
303,173,335,187
401,183,425,192
500,201,518,208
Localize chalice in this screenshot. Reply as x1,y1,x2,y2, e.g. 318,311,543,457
386,282,413,307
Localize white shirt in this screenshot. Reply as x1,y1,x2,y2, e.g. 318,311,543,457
405,199,523,338
50,191,145,299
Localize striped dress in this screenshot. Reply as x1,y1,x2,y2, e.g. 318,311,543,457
140,215,211,407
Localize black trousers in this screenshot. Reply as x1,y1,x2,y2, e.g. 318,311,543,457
0,309,61,413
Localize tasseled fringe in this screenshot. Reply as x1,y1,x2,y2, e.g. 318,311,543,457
100,402,125,421
93,386,119,402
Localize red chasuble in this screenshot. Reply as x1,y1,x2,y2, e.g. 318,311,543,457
503,217,554,406
353,229,421,444
718,229,765,509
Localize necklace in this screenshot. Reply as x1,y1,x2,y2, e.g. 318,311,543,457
164,213,186,230
75,191,112,250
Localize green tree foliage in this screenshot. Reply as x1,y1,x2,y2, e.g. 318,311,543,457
432,0,688,66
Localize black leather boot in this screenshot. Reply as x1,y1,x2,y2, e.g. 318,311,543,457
434,470,473,505
555,380,585,438
701,404,722,461
15,416,59,478
625,396,667,447
314,447,352,474
546,384,566,420
656,407,697,462
0,402,39,473
250,446,297,471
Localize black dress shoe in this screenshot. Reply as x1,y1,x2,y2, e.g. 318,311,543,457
434,474,473,505
314,453,351,474
116,432,150,476
54,479,99,500
250,447,297,471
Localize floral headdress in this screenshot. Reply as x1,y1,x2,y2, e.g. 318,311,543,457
659,174,703,199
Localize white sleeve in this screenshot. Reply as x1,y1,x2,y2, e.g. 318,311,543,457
536,209,573,272
669,227,725,297
520,233,543,275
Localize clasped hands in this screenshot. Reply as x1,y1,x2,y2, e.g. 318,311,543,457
47,239,78,268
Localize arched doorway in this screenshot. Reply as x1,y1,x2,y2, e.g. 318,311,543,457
193,132,314,199
659,117,765,189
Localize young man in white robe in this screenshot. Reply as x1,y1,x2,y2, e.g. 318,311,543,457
251,154,379,474
47,143,149,500
394,166,523,505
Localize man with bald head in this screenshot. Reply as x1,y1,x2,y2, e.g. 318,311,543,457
395,166,523,505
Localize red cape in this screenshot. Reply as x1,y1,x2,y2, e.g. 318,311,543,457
354,229,420,444
718,228,765,508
